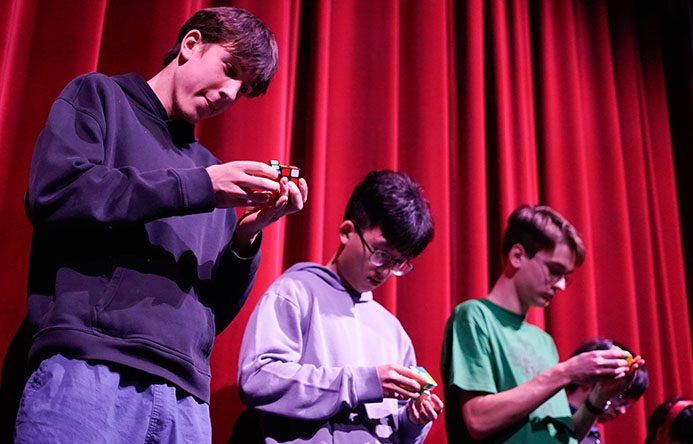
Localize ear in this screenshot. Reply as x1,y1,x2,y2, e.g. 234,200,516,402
179,29,203,62
508,243,526,269
338,220,354,246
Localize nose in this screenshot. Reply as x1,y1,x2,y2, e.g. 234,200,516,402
552,276,567,291
219,78,244,103
374,264,393,279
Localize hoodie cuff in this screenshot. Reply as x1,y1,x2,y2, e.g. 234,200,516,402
352,366,384,405
174,167,216,213
231,231,263,260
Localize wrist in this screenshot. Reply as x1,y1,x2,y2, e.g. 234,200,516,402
235,214,261,246
546,362,571,389
205,165,221,193
233,228,259,247
231,230,260,257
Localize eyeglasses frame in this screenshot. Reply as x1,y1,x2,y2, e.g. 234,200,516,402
352,222,414,277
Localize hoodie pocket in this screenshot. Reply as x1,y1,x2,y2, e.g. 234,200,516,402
93,267,215,362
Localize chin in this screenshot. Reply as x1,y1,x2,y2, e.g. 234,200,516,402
340,275,369,294
537,295,553,306
356,283,375,293
188,110,204,123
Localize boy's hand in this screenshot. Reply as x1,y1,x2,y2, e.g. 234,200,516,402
407,392,444,424
234,177,308,242
377,364,426,400
206,160,281,208
590,355,645,406
562,349,631,385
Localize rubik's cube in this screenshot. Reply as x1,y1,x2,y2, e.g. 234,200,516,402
626,354,635,367
269,160,301,186
410,366,438,393
614,346,636,367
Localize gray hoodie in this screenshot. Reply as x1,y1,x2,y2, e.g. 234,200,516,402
237,262,431,443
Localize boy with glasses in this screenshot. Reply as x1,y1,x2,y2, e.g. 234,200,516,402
441,205,640,443
235,170,444,443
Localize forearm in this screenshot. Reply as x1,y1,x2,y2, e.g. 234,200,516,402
462,363,570,440
28,163,215,225
238,291,383,419
231,229,260,254
208,236,262,333
572,407,599,440
571,390,611,440
239,361,382,419
28,98,216,226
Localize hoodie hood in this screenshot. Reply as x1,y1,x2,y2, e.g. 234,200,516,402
113,73,196,145
284,262,373,303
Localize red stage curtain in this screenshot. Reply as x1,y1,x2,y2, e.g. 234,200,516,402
1,1,691,443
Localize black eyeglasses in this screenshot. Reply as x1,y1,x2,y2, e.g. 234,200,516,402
539,259,573,287
607,394,633,410
352,223,414,277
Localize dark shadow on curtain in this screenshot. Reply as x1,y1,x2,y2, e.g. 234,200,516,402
659,0,693,341
0,317,35,441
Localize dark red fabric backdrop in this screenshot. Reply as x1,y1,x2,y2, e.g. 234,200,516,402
1,1,691,443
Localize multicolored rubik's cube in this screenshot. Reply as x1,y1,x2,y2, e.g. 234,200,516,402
625,354,635,367
614,346,636,367
269,160,301,186
410,366,438,393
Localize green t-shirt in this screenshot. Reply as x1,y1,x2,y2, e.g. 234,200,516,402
441,299,576,443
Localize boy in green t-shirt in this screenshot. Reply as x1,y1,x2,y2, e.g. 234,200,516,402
441,205,643,443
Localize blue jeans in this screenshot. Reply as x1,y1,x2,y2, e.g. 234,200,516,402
15,354,211,443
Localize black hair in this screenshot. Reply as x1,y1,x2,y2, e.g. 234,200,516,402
343,170,434,258
163,7,278,97
502,205,585,266
565,338,649,398
645,397,693,444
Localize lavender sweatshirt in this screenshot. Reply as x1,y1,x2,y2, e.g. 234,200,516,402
237,262,431,443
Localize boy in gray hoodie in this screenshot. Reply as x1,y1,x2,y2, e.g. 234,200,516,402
236,170,444,443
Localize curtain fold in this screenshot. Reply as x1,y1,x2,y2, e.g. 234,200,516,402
1,1,690,443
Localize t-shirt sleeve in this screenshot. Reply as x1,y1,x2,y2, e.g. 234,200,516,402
445,302,498,394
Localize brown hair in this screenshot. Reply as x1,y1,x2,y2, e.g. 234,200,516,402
502,205,585,266
163,7,278,97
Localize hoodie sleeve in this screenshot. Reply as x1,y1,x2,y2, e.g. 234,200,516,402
237,281,384,420
207,233,262,334
25,74,215,226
